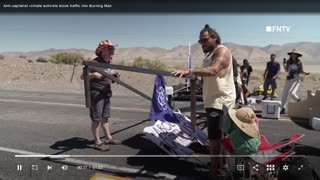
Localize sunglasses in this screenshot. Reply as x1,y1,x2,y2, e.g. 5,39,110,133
198,37,210,44
104,46,115,51
108,47,115,51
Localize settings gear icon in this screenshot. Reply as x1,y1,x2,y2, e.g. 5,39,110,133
283,164,289,171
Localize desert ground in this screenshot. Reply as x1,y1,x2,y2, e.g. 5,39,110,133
1,58,320,101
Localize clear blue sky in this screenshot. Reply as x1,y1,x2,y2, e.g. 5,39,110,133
0,14,319,52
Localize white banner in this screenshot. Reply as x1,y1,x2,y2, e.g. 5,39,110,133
144,111,208,155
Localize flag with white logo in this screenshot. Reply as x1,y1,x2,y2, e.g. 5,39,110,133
144,75,208,155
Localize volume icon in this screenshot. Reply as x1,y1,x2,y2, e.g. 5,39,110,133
61,165,68,171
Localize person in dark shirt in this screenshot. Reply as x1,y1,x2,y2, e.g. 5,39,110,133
81,39,121,151
263,54,280,100
240,59,253,85
232,57,241,104
240,59,252,104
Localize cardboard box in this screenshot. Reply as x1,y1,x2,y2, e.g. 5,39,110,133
288,90,320,119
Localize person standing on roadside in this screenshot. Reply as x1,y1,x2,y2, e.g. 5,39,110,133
263,54,280,100
281,48,310,114
240,59,252,105
81,39,121,151
240,59,253,85
172,24,236,179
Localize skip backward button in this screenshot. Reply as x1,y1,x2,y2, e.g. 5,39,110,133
253,164,259,172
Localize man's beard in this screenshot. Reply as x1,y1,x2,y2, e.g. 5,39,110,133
202,44,215,53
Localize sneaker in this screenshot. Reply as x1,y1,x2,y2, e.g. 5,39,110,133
104,139,121,145
280,108,286,114
297,99,301,102
94,143,111,151
262,96,267,100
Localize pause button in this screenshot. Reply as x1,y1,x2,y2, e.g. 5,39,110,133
17,165,22,171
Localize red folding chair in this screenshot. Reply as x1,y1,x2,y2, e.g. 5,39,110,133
222,133,304,179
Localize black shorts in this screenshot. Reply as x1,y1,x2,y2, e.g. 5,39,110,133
264,78,277,89
205,108,224,139
90,91,111,121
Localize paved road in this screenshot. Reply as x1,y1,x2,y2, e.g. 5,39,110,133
0,90,319,180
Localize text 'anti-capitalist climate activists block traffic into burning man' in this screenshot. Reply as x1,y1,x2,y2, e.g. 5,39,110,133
2,4,112,8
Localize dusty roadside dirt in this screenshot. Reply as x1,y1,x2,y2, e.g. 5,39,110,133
0,58,319,101
0,58,185,96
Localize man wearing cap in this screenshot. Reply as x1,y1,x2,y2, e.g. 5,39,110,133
281,48,310,114
81,40,121,151
172,24,236,179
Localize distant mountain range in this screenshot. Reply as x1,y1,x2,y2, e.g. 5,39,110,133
2,42,320,65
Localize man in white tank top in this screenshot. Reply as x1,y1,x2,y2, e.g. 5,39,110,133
172,24,236,179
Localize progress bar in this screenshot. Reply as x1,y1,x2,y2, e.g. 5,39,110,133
15,154,307,158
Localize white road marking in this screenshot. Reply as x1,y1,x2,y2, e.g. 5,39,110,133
260,118,291,121
0,146,176,180
0,99,149,112
0,99,305,122
15,154,306,158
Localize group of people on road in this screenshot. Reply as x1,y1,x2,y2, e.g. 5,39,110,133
233,47,309,115
262,48,309,113
81,24,309,179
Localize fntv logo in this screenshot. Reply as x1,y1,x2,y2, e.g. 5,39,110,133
266,26,291,32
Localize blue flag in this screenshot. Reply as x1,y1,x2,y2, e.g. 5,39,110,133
145,75,209,155
149,75,179,123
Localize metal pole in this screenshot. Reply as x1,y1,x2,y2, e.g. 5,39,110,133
83,61,195,80
70,60,76,82
83,66,91,108
91,67,152,101
190,79,196,131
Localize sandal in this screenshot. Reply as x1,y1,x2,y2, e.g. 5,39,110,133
104,139,121,145
94,143,111,151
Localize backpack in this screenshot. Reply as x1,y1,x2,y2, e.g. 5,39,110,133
278,157,320,180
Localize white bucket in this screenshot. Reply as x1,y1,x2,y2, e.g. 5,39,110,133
165,86,174,96
311,117,320,131
247,97,256,105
